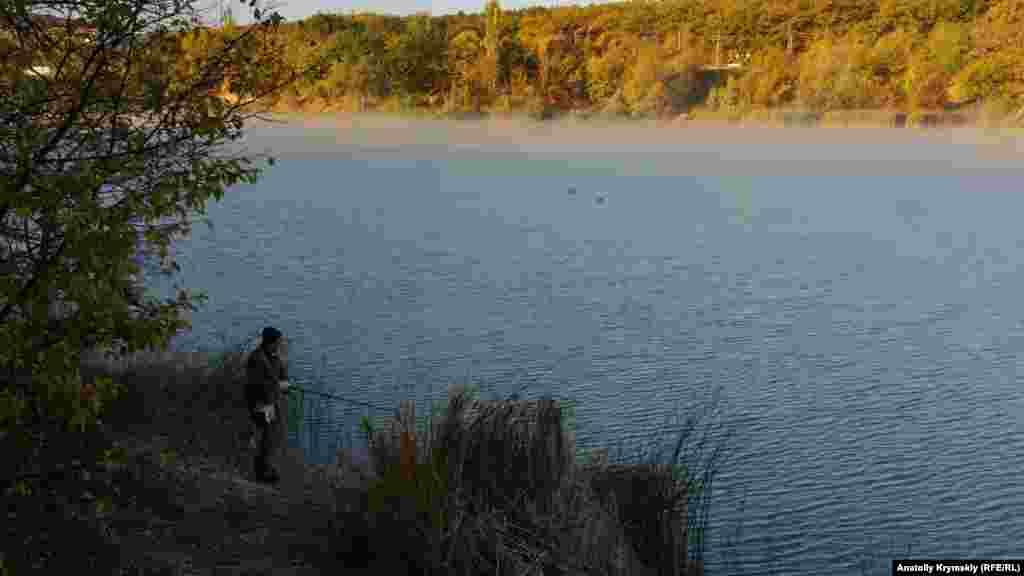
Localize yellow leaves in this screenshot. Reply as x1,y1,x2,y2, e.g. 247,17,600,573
94,495,116,518
10,363,123,437
587,11,621,52
194,107,228,134
159,447,179,468
977,0,1024,43
449,28,482,60
897,23,972,108
924,21,971,74
967,1,1024,97
586,48,626,101
70,408,90,434
516,12,560,59
743,46,796,106
622,41,661,111
797,33,879,109
100,443,128,472
0,387,28,440
949,53,1014,102
383,31,403,54
871,28,915,76
5,479,33,498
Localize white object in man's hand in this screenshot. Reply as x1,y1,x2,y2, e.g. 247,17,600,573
279,379,291,392
257,404,276,423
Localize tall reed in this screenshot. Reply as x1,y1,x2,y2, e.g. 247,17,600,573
333,383,727,575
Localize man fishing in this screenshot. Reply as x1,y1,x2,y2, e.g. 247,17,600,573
246,326,291,484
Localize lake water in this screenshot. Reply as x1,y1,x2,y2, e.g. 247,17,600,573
149,116,1024,575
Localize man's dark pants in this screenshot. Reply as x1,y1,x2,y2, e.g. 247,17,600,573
249,403,281,479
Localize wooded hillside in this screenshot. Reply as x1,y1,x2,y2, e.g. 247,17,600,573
187,0,1024,121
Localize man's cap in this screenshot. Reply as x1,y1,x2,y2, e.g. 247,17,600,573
261,326,283,343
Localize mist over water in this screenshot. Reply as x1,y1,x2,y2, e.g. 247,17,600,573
152,116,1024,575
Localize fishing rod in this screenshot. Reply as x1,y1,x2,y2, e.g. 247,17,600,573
282,378,585,434
285,382,393,413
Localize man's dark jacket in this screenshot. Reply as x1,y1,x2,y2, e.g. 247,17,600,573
246,345,287,413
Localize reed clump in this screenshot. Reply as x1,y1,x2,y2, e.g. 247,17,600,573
332,385,708,576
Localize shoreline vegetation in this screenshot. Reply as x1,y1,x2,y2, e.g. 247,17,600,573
2,340,729,575
263,101,1024,130
4,338,918,575
260,93,1024,130
202,0,1022,130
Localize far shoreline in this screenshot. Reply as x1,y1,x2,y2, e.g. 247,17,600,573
249,100,1024,133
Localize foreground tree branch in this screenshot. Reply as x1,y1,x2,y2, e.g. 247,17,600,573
0,0,318,493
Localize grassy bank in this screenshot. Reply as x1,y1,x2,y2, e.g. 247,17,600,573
5,337,727,575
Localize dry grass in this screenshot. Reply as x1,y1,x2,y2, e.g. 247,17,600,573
334,383,718,576
5,334,725,575
79,339,261,475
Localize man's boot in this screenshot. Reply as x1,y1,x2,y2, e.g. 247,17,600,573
253,456,280,484
253,453,272,483
263,467,281,484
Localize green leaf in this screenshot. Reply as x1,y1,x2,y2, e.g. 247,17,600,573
688,478,704,497
101,445,128,470
159,448,178,467
6,480,33,498
359,415,376,436
95,496,115,517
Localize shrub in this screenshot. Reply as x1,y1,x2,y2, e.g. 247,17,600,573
621,41,661,116
797,32,884,110
660,64,705,113
865,28,917,105
737,46,797,107
949,54,1014,103
906,59,952,109
927,21,972,75
706,75,744,113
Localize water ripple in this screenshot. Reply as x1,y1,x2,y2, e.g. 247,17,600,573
156,126,1024,576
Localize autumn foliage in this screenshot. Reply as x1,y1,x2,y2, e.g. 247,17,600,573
187,0,1024,121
